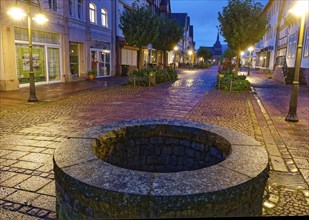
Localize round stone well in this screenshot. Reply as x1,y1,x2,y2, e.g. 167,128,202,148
54,119,269,219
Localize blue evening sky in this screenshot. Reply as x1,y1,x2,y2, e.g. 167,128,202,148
170,0,268,49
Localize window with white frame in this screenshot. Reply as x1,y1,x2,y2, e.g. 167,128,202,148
287,33,297,59
101,8,108,27
89,3,96,23
69,0,74,16
49,0,57,11
77,0,83,19
304,27,309,57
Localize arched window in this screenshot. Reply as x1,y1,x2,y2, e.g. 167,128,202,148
89,3,96,23
101,8,108,27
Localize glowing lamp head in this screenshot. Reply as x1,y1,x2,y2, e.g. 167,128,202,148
174,46,178,51
7,7,26,20
32,14,48,24
240,51,245,56
289,0,309,17
248,47,254,52
188,50,193,55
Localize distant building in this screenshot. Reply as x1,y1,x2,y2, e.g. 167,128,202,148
199,31,222,63
171,13,195,64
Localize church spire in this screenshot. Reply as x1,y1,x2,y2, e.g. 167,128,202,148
216,26,220,44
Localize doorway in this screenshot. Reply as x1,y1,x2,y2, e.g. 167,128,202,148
90,49,111,77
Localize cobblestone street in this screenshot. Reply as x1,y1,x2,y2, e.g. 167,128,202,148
0,66,308,219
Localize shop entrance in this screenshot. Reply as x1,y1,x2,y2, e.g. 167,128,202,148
91,49,111,77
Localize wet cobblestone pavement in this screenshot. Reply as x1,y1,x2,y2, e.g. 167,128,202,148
0,67,308,219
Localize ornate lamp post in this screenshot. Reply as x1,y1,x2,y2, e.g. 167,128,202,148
188,49,193,68
7,0,48,102
247,47,254,76
173,46,178,69
286,0,308,122
240,51,244,71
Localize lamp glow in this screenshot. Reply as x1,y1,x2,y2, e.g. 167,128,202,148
188,50,193,55
240,51,244,56
248,47,254,52
7,7,26,19
289,1,309,17
174,46,178,51
32,14,48,24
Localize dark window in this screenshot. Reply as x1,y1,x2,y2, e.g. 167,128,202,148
48,0,57,11
78,0,83,19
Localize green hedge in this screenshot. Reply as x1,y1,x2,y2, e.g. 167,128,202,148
217,75,251,91
127,67,178,86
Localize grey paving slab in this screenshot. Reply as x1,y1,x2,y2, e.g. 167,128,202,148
17,176,51,192
1,174,31,187
5,190,40,204
19,153,52,164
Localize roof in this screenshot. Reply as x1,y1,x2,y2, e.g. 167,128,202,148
171,13,188,28
189,25,194,38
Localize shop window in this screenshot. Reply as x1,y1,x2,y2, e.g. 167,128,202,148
49,0,57,11
101,8,108,27
15,44,46,84
78,0,83,19
89,3,96,23
48,48,61,81
70,43,79,77
14,27,60,45
304,27,309,57
121,49,137,66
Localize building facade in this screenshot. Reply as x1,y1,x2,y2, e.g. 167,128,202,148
0,0,191,91
0,0,117,91
255,0,309,85
171,13,195,65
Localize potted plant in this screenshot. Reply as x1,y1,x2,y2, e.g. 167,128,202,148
88,69,97,80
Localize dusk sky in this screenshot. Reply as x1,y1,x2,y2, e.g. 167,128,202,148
170,0,268,49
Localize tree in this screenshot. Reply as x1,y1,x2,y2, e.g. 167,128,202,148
119,2,159,69
218,0,269,75
197,47,213,61
152,17,183,67
222,48,236,60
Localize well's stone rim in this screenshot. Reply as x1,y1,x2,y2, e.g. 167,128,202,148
54,119,268,196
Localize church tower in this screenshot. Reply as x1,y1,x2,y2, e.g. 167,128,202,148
213,29,222,56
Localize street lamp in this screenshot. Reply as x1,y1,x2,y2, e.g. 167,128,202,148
247,47,254,76
188,50,193,69
7,0,48,102
240,51,244,71
286,0,308,122
173,46,178,69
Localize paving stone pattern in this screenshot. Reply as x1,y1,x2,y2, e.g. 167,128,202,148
0,67,308,219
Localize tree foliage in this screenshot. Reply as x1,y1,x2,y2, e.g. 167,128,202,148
119,2,159,69
218,0,269,75
222,48,236,60
197,47,213,60
152,17,183,66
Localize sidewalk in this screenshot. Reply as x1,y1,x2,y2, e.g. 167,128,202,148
0,76,127,113
0,68,308,218
245,69,309,215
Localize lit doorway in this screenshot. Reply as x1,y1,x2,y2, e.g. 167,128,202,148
90,49,111,77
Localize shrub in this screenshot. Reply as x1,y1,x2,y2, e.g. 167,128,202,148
126,67,178,86
217,75,251,91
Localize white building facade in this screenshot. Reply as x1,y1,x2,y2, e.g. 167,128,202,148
255,0,309,85
0,0,116,91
